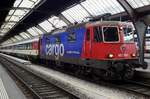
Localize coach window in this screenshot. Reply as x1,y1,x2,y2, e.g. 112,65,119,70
68,32,76,42
25,44,28,50
27,43,30,50
28,43,32,50
29,43,32,50
94,27,102,42
86,29,90,41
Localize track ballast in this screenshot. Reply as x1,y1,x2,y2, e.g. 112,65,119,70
0,57,77,99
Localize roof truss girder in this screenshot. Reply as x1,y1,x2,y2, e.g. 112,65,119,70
117,0,137,20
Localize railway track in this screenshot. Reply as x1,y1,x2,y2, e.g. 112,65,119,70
1,54,150,98
43,62,150,97
36,58,150,97
100,79,150,97
122,78,150,96
0,57,77,99
46,64,150,97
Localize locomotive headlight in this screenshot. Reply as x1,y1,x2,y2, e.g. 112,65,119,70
119,26,123,30
108,54,114,58
131,53,136,57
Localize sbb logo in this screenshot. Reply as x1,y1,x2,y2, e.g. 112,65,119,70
46,44,64,59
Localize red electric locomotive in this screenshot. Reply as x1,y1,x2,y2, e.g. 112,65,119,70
80,21,143,80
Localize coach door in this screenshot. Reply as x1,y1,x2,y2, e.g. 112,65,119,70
84,27,92,58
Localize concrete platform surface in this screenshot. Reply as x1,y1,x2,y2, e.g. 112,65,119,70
0,63,27,99
1,53,150,99
1,53,148,99
0,53,31,65
136,59,150,72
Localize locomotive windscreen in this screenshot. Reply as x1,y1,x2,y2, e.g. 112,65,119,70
123,27,134,42
103,27,119,42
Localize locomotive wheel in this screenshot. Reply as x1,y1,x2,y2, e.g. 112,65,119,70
103,70,116,80
123,64,134,80
92,68,116,80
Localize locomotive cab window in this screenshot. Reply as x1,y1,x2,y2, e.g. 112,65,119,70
123,27,134,42
103,27,119,42
94,27,102,42
86,29,90,41
68,32,76,42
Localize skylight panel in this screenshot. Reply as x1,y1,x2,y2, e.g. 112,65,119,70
5,40,12,44
0,0,41,36
20,32,29,39
0,33,5,36
23,32,31,38
32,26,43,34
2,41,8,45
9,16,20,22
126,0,150,8
39,20,54,32
15,35,23,41
48,16,67,28
19,0,41,8
27,28,39,36
141,0,150,5
62,4,90,23
0,29,9,33
81,0,124,16
5,16,11,21
13,0,22,7
1,25,5,29
2,23,16,29
6,23,15,27
8,10,15,15
11,38,17,42
13,9,26,16
3,24,14,29
19,0,35,8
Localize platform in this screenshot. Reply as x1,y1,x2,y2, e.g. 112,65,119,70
134,58,150,79
136,59,150,72
145,59,150,70
0,63,27,99
0,53,148,99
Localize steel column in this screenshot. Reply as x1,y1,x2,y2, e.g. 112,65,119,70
134,21,146,66
117,0,148,66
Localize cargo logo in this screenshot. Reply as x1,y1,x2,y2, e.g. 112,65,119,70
46,44,64,59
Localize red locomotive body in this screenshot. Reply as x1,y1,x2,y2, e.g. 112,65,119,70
79,21,142,80
82,21,137,60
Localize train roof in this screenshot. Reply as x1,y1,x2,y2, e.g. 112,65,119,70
1,21,133,48
45,21,133,36
68,21,132,29
85,21,133,28
1,37,39,48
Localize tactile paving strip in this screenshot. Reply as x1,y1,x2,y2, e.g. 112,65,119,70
0,78,9,99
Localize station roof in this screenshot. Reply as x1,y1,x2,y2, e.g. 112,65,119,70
1,0,150,45
0,0,15,37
